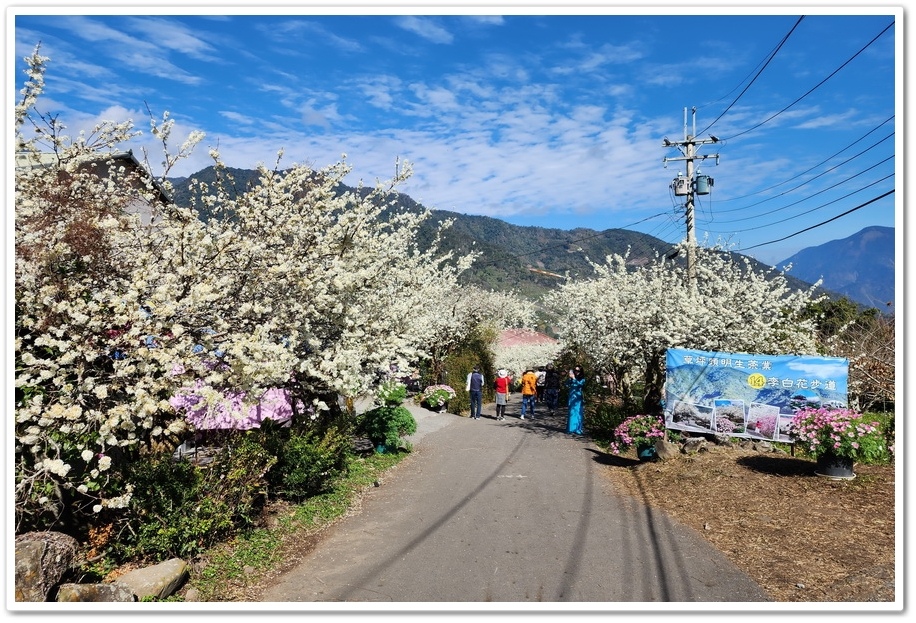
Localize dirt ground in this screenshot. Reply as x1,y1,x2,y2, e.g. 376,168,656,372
599,441,898,603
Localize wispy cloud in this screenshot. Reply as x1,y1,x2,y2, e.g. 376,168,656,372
464,16,505,26
123,16,221,60
45,16,204,85
263,19,363,53
394,16,454,44
218,110,256,126
14,12,895,266
794,109,860,130
357,74,404,111
299,100,342,130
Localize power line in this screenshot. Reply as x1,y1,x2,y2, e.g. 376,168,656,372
738,190,894,252
695,18,799,114
697,16,805,137
713,116,894,206
705,172,893,234
702,156,893,225
510,211,672,261
721,21,894,142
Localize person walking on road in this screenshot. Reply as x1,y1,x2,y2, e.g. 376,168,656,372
494,369,511,420
466,366,484,420
535,366,546,403
543,363,561,415
565,365,586,434
520,368,538,419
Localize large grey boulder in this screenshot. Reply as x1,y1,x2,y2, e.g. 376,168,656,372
682,437,708,454
654,439,681,461
56,583,136,602
14,531,80,602
114,558,189,600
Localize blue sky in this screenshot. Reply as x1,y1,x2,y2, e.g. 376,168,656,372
11,6,900,266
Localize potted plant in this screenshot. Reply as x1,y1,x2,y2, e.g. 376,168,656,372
788,407,891,479
609,413,667,460
361,405,417,454
420,384,456,412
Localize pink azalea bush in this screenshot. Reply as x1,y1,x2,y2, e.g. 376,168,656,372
610,414,666,455
789,407,892,463
170,381,304,430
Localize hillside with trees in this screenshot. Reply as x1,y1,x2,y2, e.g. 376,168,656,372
168,166,826,303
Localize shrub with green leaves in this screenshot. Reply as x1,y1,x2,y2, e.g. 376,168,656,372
272,426,352,500
584,397,630,442
108,434,276,562
360,406,417,451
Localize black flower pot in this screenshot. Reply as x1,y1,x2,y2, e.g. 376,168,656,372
815,452,855,480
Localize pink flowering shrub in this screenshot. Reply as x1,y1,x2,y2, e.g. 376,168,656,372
610,414,666,455
170,382,304,430
789,407,892,463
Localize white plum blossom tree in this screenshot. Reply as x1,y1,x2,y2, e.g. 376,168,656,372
14,47,478,530
544,244,824,411
492,340,564,381
404,283,537,383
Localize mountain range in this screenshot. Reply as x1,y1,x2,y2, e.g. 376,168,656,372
776,225,895,312
167,167,893,312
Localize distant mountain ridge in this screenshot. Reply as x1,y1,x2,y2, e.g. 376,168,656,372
776,226,895,311
167,166,870,308
166,166,681,299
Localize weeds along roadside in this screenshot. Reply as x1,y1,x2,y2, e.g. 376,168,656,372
188,449,407,602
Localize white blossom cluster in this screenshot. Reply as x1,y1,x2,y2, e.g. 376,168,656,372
14,47,535,526
492,341,565,381
544,244,824,403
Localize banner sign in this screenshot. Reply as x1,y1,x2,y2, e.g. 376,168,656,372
664,348,849,443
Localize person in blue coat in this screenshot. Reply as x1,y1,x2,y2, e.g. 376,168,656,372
565,365,586,435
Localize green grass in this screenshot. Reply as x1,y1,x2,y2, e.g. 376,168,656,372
190,449,407,601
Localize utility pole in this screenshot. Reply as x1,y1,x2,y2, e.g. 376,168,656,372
663,107,720,289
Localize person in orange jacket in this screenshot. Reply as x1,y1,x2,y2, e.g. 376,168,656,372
520,368,538,420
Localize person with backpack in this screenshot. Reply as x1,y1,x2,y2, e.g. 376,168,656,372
520,368,538,419
465,366,485,420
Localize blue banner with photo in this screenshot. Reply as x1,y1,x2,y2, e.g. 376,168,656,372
664,348,849,443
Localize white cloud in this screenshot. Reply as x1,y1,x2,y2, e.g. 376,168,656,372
394,16,454,44
218,110,256,125
123,16,221,60
300,102,340,130
794,109,859,130
264,19,363,53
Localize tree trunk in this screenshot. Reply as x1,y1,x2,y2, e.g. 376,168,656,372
642,351,664,415
618,368,637,411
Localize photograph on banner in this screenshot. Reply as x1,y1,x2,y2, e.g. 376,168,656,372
664,348,849,443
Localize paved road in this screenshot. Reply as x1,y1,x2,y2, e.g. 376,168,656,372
260,397,770,604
